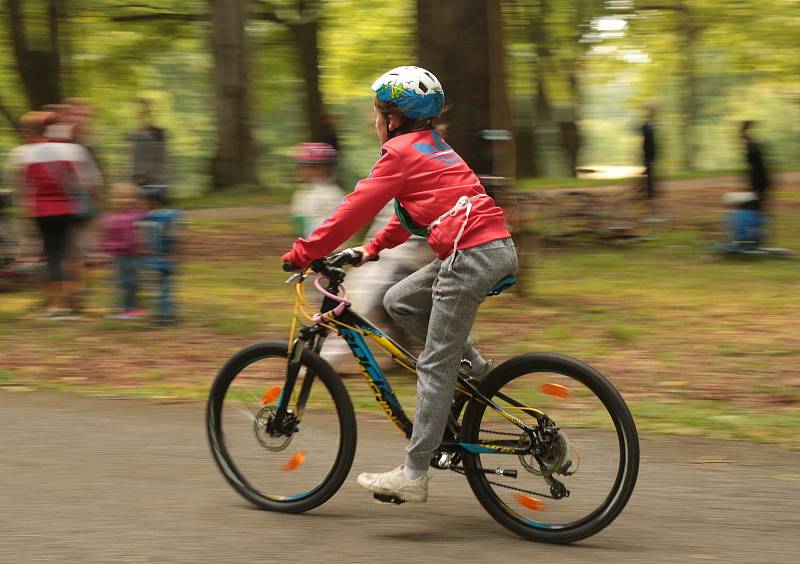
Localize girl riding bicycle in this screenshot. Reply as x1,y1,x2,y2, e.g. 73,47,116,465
283,66,517,503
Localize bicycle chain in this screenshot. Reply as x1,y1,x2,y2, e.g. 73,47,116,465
452,428,558,499
449,466,557,499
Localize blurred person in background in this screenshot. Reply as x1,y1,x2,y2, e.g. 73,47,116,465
641,103,658,206
320,201,436,373
290,142,434,372
13,111,86,318
138,185,181,325
289,143,345,335
289,143,343,237
740,120,772,213
100,183,146,320
283,66,516,503
131,99,169,189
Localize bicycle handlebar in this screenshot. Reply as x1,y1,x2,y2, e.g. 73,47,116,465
282,248,376,281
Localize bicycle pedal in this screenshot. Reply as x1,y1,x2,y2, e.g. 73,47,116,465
373,493,406,505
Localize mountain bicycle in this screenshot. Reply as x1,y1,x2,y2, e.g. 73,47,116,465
206,249,639,543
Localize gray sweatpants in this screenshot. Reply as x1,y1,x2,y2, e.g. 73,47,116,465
383,237,518,473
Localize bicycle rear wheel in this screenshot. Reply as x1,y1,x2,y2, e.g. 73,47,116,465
207,341,356,513
461,353,639,543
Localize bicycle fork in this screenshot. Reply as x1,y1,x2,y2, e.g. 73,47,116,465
273,327,326,433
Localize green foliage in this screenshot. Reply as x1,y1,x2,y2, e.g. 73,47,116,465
0,0,796,191
505,0,800,174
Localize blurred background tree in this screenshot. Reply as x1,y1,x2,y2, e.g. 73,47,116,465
418,0,514,172
0,0,796,193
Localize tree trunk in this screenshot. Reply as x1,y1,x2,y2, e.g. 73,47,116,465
680,17,700,171
418,0,512,171
526,0,554,177
6,0,63,109
288,18,326,142
208,0,259,189
486,0,515,177
559,69,581,177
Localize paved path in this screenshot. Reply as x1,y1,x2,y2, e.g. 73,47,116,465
1,390,798,563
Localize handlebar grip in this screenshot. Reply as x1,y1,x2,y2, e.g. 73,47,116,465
329,248,360,268
282,261,298,272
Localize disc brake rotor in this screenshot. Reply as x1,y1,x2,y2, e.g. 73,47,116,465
254,406,293,452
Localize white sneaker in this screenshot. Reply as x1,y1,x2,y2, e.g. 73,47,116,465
356,465,429,503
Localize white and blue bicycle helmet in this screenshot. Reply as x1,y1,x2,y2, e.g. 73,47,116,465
371,66,445,120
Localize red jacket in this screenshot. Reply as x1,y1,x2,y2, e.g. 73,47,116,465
283,130,511,267
8,140,99,219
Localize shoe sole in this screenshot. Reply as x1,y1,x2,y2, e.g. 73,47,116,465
356,475,428,503
373,494,407,505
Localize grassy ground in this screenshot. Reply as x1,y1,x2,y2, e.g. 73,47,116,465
1,178,798,447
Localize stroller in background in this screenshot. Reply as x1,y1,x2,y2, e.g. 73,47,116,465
714,191,794,258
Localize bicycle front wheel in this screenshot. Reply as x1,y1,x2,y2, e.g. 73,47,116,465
207,341,356,513
461,353,639,543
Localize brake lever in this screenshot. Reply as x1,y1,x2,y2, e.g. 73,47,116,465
285,273,303,285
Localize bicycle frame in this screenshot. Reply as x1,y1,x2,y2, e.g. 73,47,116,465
277,272,541,458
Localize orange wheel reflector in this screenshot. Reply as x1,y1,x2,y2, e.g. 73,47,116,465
514,493,545,512
283,451,306,472
540,382,570,399
260,385,282,405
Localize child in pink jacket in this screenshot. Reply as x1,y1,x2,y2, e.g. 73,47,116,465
100,184,146,319
284,67,518,503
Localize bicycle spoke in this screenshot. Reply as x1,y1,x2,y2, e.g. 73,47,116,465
462,357,637,536
216,350,343,502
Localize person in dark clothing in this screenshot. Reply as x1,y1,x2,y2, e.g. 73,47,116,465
131,99,169,188
740,121,771,212
641,106,657,201
559,120,581,178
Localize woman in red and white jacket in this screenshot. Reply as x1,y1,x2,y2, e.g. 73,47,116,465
283,66,518,503
4,111,100,317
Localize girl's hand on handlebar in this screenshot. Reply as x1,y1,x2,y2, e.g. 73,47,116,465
351,246,373,267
